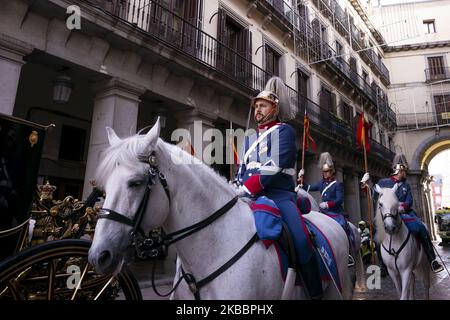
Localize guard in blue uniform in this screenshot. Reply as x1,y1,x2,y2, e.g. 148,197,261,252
361,155,444,273
298,153,355,265
236,76,323,299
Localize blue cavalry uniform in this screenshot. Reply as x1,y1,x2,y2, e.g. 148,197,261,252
237,120,323,298
374,164,443,272
302,178,346,229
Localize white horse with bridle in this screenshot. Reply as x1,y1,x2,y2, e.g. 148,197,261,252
297,188,365,289
88,119,354,299
374,184,430,300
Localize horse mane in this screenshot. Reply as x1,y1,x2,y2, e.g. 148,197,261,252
95,134,232,193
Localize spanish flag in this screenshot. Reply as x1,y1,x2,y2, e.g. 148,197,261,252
356,112,372,152
303,112,316,151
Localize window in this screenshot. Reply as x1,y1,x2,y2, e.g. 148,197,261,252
423,20,436,34
433,94,450,125
59,125,86,162
320,86,336,115
265,45,280,76
335,41,343,58
298,69,309,112
427,56,446,80
217,9,252,84
341,101,353,126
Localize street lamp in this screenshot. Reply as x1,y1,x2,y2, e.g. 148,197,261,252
53,69,73,104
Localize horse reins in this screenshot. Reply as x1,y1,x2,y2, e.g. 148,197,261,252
97,150,257,299
381,212,411,274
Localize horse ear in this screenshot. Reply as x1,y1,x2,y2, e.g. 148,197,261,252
375,184,383,195
143,117,161,150
106,127,121,146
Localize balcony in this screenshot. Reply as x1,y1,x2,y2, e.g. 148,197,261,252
425,68,450,83
89,0,396,162
396,112,450,130
312,0,350,44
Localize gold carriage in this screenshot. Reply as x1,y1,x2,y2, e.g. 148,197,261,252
0,113,142,300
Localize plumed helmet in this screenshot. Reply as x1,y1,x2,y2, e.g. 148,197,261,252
391,153,408,175
318,152,335,172
252,76,295,121
252,90,279,106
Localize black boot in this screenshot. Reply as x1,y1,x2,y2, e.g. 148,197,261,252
297,255,323,300
420,235,444,273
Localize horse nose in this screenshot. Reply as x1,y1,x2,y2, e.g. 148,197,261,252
98,250,113,268
89,249,114,274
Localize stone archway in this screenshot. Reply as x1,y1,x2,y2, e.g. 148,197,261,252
409,133,450,239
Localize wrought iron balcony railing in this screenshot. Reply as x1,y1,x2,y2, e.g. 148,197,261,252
90,0,395,161
396,112,450,130
425,68,450,83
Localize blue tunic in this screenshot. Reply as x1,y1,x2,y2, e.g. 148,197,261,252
237,121,314,264
375,177,428,238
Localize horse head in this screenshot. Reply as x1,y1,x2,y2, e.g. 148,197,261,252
375,184,400,236
88,119,171,275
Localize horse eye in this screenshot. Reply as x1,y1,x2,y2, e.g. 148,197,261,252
128,180,144,188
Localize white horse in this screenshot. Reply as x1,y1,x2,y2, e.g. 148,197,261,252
88,119,353,299
297,187,365,289
374,184,430,300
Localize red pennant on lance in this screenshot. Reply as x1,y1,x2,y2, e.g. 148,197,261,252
356,112,372,152
303,113,316,151
232,141,239,165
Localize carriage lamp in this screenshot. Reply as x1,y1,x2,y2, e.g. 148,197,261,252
53,70,73,104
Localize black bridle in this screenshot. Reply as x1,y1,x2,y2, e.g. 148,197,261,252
380,206,411,274
97,151,255,299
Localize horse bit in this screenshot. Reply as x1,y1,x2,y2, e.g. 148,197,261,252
97,151,256,299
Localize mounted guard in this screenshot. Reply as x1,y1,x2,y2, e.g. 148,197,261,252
361,153,444,273
235,76,323,299
297,152,355,265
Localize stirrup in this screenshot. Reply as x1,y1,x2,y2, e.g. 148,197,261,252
348,254,355,267
431,260,444,273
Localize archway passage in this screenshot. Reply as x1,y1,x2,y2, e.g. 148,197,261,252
428,150,450,243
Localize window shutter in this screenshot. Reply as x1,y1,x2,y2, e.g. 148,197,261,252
216,8,226,71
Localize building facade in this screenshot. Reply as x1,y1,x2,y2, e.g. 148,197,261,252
371,0,450,238
0,0,396,224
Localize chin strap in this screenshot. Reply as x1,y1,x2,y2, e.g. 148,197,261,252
255,105,278,125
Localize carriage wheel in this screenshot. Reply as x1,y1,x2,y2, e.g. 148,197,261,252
0,239,142,300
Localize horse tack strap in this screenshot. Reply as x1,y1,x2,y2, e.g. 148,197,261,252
165,196,239,246
181,233,259,300
382,230,411,258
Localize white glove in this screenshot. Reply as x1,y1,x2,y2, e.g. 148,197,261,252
398,204,406,213
298,169,305,179
361,172,370,184
236,185,251,198
319,202,328,209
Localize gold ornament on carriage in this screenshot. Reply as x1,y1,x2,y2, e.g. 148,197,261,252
38,179,57,201
29,130,39,147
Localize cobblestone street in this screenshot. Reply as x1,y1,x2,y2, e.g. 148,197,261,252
354,242,450,300
130,242,450,300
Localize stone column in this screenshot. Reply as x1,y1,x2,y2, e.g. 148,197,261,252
0,34,33,115
83,78,145,198
172,109,218,165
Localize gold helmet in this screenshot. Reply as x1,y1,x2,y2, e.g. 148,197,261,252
318,152,335,173
251,90,279,107
391,153,408,175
